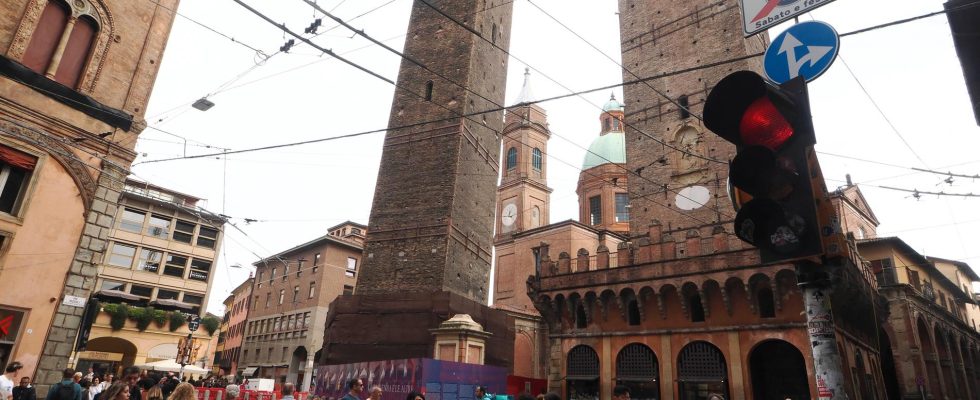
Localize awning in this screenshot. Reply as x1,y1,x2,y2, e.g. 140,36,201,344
94,290,143,303
242,367,258,377
149,298,195,312
565,375,599,381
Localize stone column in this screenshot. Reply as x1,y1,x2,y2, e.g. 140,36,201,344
301,355,315,392
35,163,126,394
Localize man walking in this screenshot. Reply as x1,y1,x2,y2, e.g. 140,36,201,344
45,369,82,400
341,378,362,400
474,386,492,400
280,383,295,400
12,377,34,400
0,362,23,400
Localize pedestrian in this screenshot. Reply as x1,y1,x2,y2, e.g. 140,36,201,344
223,384,239,400
84,369,95,383
612,385,630,400
341,378,362,400
405,392,424,400
145,386,162,400
88,378,102,400
280,383,295,400
366,386,381,400
101,376,114,392
45,369,82,400
120,367,142,400
12,377,34,400
0,362,23,400
72,374,82,385
167,383,194,400
474,386,492,400
102,383,130,400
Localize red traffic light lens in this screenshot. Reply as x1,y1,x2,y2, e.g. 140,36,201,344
739,96,794,150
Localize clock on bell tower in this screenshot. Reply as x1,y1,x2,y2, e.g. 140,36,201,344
496,69,552,241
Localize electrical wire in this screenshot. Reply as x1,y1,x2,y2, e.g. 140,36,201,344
145,0,268,57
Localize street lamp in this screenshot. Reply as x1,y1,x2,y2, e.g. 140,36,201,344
178,314,201,380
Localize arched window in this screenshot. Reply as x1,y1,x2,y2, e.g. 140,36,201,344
757,287,776,318
532,148,542,171
575,304,588,329
22,0,100,89
678,341,729,399
613,117,622,131
689,294,705,322
604,117,612,132
627,300,641,326
567,345,600,399
425,80,433,101
616,344,659,399
506,147,518,170
23,0,70,73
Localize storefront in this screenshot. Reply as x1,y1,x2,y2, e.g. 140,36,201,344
75,350,124,377
0,308,26,371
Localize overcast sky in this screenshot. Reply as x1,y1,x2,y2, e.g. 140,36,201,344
135,0,980,314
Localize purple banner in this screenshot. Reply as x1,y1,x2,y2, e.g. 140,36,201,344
313,359,506,400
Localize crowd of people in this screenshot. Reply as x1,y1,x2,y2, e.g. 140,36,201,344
0,361,244,400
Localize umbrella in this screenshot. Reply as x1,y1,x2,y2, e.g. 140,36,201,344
137,359,209,374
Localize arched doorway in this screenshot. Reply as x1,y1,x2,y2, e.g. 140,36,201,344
917,318,942,398
567,345,599,400
616,343,659,400
79,337,137,377
878,327,901,399
291,347,307,389
677,341,729,400
749,340,810,400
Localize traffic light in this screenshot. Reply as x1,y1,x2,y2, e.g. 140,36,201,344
704,71,823,263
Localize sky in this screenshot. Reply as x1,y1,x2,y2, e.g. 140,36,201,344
134,0,980,314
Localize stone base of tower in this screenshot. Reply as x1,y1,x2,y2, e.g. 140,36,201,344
318,291,515,370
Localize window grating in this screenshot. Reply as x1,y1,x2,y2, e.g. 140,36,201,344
567,345,599,379
616,344,658,381
678,341,727,382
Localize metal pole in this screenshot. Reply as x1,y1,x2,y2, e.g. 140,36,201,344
797,263,849,400
179,331,192,380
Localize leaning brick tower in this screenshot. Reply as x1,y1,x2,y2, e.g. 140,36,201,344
320,0,515,368
617,0,767,236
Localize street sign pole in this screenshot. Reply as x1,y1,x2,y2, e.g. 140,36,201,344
797,261,849,400
178,315,201,380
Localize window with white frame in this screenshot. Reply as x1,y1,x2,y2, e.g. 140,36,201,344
107,243,136,268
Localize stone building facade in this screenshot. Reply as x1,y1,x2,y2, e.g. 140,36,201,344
242,222,363,391
217,277,252,376
0,0,178,390
76,179,224,374
493,81,631,381
519,2,883,399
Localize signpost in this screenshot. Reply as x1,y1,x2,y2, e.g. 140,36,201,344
178,315,201,380
763,21,840,84
739,0,838,36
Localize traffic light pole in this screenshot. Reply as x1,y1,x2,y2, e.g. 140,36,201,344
797,262,849,400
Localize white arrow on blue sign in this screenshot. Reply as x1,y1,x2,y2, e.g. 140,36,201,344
763,21,840,84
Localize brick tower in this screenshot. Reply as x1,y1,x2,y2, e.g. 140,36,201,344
356,0,513,303
321,0,515,368
617,0,767,236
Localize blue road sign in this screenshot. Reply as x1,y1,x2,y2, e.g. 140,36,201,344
763,21,839,84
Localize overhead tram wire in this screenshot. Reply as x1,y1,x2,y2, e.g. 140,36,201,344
145,0,267,57
306,3,721,225
525,0,707,123
408,0,735,219
148,0,402,123
238,0,721,226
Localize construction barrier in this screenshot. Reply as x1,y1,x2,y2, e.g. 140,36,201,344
193,387,310,400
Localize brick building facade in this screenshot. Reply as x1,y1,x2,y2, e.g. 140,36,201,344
242,222,363,391
0,0,178,391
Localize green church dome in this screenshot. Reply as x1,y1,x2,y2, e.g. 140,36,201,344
582,131,626,169
602,93,624,112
